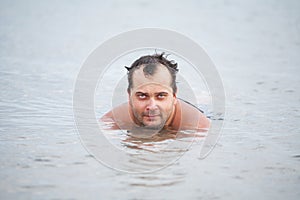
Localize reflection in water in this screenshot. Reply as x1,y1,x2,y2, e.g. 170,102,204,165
101,121,207,153
123,128,207,152
100,121,207,186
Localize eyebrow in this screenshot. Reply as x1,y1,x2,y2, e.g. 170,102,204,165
155,92,169,95
135,91,169,95
135,92,147,95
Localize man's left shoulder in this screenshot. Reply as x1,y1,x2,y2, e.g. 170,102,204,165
178,99,210,129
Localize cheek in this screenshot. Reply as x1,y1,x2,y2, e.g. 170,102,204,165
159,98,174,112
130,98,146,111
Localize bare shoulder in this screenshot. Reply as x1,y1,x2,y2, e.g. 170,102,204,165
177,99,210,129
100,102,131,123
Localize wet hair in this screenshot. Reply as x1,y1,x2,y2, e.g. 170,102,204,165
125,53,179,93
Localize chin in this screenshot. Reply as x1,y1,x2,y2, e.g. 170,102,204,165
143,122,164,130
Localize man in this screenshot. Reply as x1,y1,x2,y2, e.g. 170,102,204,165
101,53,210,131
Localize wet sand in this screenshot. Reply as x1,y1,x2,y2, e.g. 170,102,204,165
0,0,299,199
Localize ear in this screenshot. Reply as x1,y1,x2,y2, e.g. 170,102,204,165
173,92,177,104
127,88,132,102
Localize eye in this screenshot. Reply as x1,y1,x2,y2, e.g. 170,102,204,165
157,93,167,99
137,93,147,99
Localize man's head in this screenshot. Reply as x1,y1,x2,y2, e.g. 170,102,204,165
125,53,179,129
126,53,178,94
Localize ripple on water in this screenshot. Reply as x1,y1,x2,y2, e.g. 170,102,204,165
85,124,208,173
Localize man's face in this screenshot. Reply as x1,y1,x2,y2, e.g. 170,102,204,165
128,64,177,129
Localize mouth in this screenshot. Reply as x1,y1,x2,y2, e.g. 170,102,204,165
140,114,164,129
143,114,161,121
144,115,159,119
145,114,159,117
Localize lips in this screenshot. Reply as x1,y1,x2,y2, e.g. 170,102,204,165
143,114,160,121
143,112,160,117
144,115,159,120
145,114,159,117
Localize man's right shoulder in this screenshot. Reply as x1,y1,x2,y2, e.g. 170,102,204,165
101,102,130,122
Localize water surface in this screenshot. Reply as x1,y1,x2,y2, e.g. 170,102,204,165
1,0,300,199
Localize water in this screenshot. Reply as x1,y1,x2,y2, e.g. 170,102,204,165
1,0,300,199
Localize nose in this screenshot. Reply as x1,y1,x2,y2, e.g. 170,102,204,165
146,98,158,111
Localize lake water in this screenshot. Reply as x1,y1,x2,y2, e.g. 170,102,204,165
1,0,300,199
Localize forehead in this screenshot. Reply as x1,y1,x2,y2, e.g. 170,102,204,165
131,64,172,90
134,83,172,94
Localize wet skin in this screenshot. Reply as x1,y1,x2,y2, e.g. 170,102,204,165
129,83,176,129
101,64,210,131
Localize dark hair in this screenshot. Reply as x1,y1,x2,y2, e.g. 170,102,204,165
125,53,179,93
